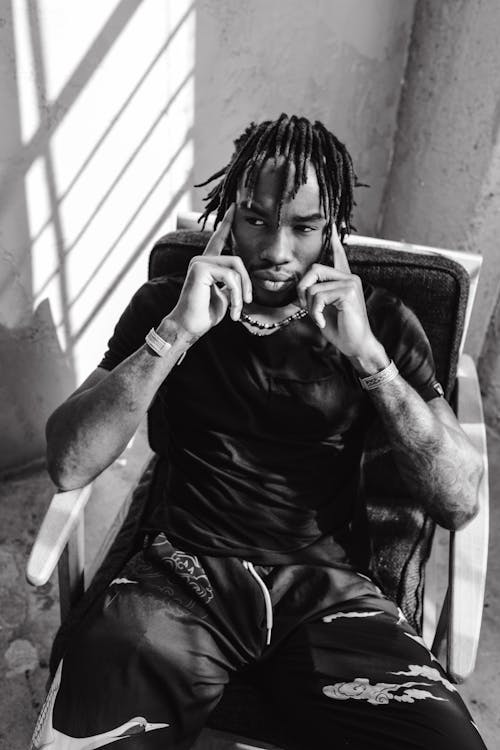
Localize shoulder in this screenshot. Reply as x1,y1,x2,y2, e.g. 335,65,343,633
364,284,437,384
129,274,184,315
365,284,407,317
117,274,185,333
364,284,426,342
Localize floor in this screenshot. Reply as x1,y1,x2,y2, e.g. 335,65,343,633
0,428,498,750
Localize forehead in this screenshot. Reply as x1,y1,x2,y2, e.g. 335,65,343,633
237,159,323,217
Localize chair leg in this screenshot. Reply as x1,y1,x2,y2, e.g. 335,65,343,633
431,587,450,666
57,517,85,621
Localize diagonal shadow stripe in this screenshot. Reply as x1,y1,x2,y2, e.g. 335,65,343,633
35,73,193,301
0,0,143,212
68,128,193,311
29,4,194,247
70,172,193,344
27,0,73,363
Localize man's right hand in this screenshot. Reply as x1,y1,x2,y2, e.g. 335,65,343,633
165,204,252,339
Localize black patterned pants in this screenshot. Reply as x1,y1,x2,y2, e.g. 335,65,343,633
31,533,487,749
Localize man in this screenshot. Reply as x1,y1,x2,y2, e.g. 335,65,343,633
32,114,485,749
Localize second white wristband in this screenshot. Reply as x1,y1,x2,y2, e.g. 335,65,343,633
359,360,399,391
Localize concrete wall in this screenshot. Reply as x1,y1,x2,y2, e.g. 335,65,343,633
193,0,416,235
0,0,416,473
479,294,500,432
380,0,500,366
0,0,195,472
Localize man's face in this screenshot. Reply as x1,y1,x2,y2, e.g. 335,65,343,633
231,159,327,307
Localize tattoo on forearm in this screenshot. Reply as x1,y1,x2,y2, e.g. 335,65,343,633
367,377,481,529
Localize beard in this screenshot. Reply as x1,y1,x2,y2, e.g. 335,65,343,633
250,283,299,308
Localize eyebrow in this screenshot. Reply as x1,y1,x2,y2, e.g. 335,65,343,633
238,201,325,223
291,212,325,223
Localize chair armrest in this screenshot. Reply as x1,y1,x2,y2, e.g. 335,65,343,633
26,484,93,587
448,353,489,682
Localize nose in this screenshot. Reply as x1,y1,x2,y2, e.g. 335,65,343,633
260,227,293,266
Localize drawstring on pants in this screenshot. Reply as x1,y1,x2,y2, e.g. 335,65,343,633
243,561,273,645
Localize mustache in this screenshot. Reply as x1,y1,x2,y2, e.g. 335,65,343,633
248,262,298,277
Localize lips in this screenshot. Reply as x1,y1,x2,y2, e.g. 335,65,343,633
252,270,296,291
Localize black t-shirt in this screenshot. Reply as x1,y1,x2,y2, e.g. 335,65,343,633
99,275,440,564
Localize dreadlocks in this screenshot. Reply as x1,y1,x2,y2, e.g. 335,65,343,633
195,113,367,261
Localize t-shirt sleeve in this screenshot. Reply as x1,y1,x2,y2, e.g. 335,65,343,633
367,287,444,402
98,277,180,371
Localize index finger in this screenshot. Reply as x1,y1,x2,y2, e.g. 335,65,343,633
203,203,236,256
331,222,351,274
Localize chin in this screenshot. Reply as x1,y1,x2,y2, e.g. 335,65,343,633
252,288,297,308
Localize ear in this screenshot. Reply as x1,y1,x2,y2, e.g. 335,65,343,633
338,220,348,242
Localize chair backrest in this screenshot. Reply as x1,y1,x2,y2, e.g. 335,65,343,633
147,229,471,631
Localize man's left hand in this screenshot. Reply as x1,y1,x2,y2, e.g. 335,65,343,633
297,225,382,362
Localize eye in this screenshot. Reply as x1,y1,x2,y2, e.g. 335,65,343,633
246,217,266,227
295,225,316,233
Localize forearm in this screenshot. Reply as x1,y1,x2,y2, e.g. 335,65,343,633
47,318,194,490
48,214,246,490
351,347,482,530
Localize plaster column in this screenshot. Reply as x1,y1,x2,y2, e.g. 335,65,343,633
380,0,500,365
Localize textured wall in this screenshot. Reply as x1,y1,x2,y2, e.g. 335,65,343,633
0,3,32,330
0,0,194,472
479,294,500,432
0,300,73,471
380,0,500,365
0,1,75,472
193,0,416,235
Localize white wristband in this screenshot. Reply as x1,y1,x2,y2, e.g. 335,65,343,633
145,327,172,356
359,360,399,391
145,328,187,365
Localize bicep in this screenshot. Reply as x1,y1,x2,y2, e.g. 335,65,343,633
368,289,438,401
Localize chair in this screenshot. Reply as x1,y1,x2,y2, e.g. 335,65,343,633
26,219,489,750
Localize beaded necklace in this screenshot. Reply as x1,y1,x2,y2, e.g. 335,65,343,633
239,308,307,335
